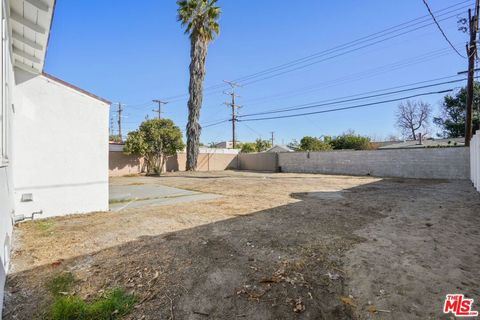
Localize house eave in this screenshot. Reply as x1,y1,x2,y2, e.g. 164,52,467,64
8,0,56,74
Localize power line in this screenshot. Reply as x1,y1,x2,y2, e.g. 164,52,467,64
114,102,127,141
239,90,453,122
172,9,465,102
239,77,469,118
202,116,230,125
125,101,155,110
464,0,480,145
176,29,460,119
241,45,457,106
109,117,114,136
422,0,467,58
234,1,470,84
202,119,230,128
223,80,242,148
163,1,470,101
200,73,464,130
239,122,263,138
239,12,466,87
152,99,169,119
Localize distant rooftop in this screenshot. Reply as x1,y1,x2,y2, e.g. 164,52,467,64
266,145,294,153
378,138,465,149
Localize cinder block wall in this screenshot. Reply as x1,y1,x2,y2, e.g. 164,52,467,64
278,147,470,179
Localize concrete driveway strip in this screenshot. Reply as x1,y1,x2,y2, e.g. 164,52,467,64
109,184,221,211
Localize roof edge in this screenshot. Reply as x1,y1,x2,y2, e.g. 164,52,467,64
42,0,57,72
41,72,112,105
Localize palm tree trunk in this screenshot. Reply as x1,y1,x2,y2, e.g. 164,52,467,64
186,33,208,171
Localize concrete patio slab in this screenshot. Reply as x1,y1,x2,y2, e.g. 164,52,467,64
109,183,221,211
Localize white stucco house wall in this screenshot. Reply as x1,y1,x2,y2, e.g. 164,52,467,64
0,0,110,316
13,71,110,218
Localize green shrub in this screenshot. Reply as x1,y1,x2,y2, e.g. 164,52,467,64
34,220,55,233
50,296,88,320
50,289,135,320
47,274,135,320
254,139,272,152
240,142,256,153
240,139,272,153
299,136,332,151
330,132,372,150
47,273,75,297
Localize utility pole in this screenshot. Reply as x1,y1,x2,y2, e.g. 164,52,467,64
152,99,168,120
115,103,125,142
109,117,114,137
465,0,479,146
223,80,242,149
270,131,275,146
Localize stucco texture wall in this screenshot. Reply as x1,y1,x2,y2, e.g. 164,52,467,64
238,153,278,172
168,153,238,172
278,147,470,179
12,69,110,219
109,152,238,176
0,166,13,319
0,8,16,316
109,151,145,177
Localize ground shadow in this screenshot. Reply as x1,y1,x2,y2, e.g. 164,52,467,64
3,178,479,320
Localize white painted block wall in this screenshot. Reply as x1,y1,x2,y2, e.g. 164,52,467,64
12,69,110,219
472,130,480,191
0,0,16,315
0,165,13,318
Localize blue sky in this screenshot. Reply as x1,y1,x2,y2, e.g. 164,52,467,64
44,0,471,144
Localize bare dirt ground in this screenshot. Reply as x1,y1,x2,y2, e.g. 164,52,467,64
3,171,480,319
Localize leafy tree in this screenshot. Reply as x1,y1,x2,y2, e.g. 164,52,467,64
331,132,372,150
240,143,256,153
299,136,332,151
255,139,272,152
124,119,185,175
239,139,272,153
177,0,221,171
395,100,431,140
109,135,122,143
287,139,300,151
433,83,480,138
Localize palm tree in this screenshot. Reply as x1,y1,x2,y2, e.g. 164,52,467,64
177,0,221,171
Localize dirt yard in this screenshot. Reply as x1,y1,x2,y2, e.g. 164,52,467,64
3,171,480,319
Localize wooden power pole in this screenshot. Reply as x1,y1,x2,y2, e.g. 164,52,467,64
109,117,114,137
223,80,242,149
466,0,479,146
270,131,275,146
115,102,124,142
152,99,168,120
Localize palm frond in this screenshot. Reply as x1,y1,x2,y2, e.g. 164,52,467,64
177,0,221,41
